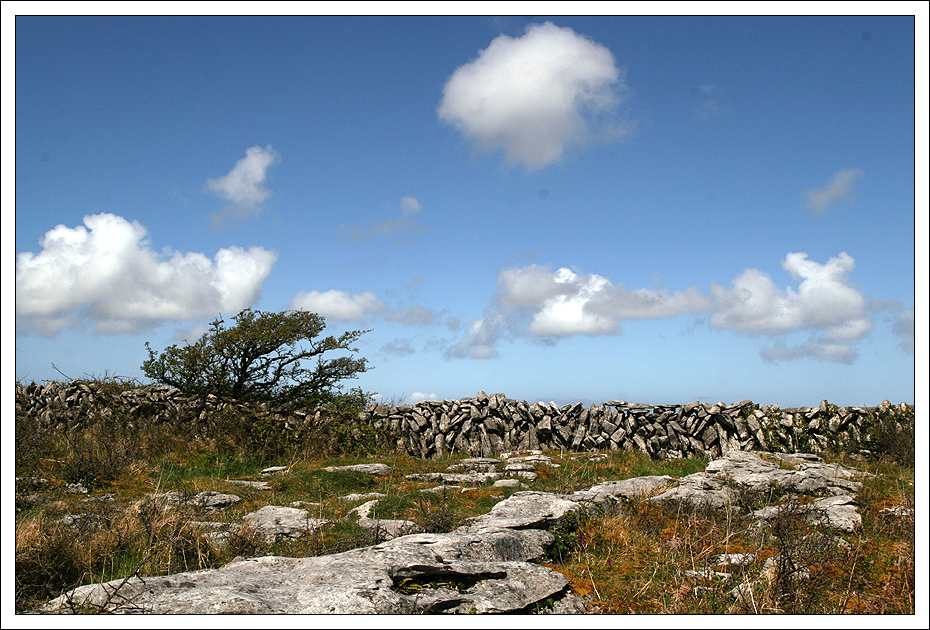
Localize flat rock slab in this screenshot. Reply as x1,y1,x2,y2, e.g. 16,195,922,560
41,527,568,614
752,494,862,532
39,450,872,614
151,490,241,510
324,463,392,476
339,492,387,502
241,505,329,542
572,475,675,503
650,451,866,530
406,472,503,484
463,491,581,531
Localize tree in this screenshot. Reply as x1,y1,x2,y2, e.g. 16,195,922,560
142,308,370,407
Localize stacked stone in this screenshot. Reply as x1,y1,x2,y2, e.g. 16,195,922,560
17,382,910,462
365,391,908,461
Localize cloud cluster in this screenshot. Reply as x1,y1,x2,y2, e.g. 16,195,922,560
16,213,277,335
498,265,710,337
709,253,872,359
206,145,279,226
438,22,627,171
289,289,385,322
803,168,863,214
449,264,709,359
450,253,880,364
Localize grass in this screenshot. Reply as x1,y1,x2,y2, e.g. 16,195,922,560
15,391,915,615
539,452,915,614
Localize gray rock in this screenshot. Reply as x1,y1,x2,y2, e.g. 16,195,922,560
810,494,861,531
153,490,241,510
752,494,861,532
406,472,502,484
571,475,675,503
650,472,737,510
41,525,567,614
339,492,387,502
260,466,288,475
241,505,329,542
462,491,581,531
324,463,392,476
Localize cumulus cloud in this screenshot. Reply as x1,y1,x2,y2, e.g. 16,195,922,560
409,392,440,404
445,311,508,360
448,264,709,358
206,145,278,225
290,289,385,322
710,252,872,363
449,254,877,364
438,21,628,171
342,196,428,244
803,168,864,214
16,213,277,336
499,265,710,338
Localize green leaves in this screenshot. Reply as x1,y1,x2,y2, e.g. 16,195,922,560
142,308,370,408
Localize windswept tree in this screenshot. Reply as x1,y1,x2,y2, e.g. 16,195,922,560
142,308,370,407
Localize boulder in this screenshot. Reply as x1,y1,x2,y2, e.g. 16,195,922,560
153,490,241,510
41,521,575,614
461,491,581,531
571,475,675,503
241,506,329,542
324,463,393,476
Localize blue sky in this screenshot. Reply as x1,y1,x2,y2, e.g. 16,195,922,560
9,11,925,408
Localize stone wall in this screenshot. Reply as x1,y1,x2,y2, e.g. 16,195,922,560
361,391,911,460
15,382,912,461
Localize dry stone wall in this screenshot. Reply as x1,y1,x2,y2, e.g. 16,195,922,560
361,391,910,460
15,382,911,461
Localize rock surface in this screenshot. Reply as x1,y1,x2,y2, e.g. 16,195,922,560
241,506,329,542
39,450,870,615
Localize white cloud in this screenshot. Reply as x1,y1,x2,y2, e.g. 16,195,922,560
448,264,709,358
449,254,877,364
803,168,863,214
499,265,710,338
409,392,440,404
206,145,278,224
16,213,277,336
438,21,628,171
445,311,508,360
400,196,421,215
290,289,385,321
710,252,872,363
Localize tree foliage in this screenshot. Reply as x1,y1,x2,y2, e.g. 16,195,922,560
142,308,370,407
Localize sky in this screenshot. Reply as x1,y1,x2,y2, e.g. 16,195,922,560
8,9,926,410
